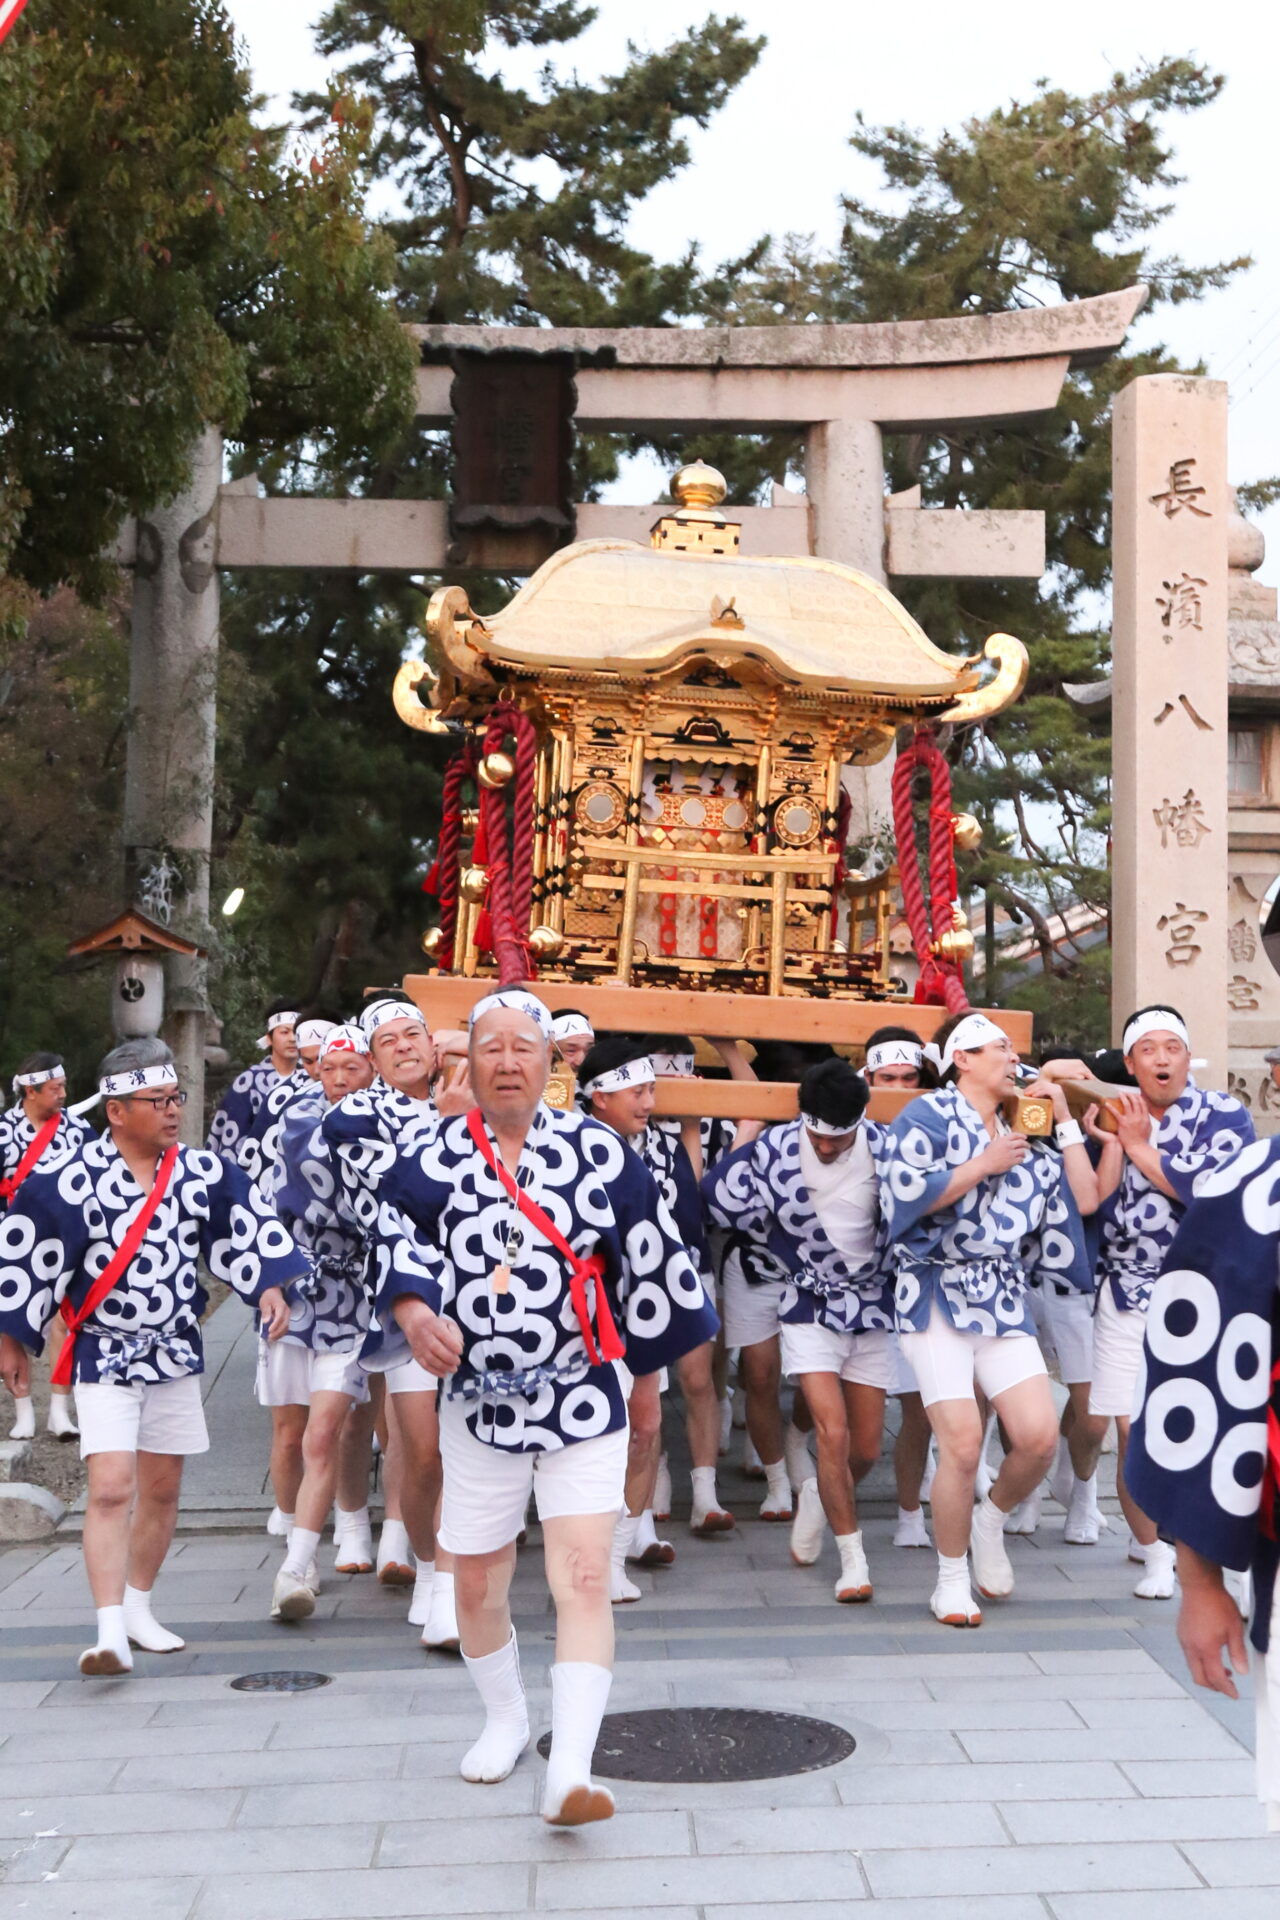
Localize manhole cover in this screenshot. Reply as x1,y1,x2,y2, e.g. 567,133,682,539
535,1706,855,1783
229,1671,333,1693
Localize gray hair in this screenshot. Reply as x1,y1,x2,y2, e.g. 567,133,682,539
98,1037,175,1086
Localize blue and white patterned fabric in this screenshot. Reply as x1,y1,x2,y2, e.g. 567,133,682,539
236,1068,314,1188
207,1059,285,1157
0,1137,306,1384
881,1087,1091,1337
1097,1084,1255,1314
0,1105,94,1211
700,1119,895,1336
1126,1135,1280,1652
638,1122,706,1268
320,1083,439,1242
264,1091,369,1354
364,1104,719,1453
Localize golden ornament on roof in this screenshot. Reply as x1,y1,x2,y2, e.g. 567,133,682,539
671,459,728,518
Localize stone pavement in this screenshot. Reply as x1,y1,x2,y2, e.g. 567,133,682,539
0,1300,1275,1918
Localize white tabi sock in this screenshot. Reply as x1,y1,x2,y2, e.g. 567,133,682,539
834,1529,872,1602
1134,1537,1177,1601
377,1519,413,1579
334,1506,373,1571
760,1460,792,1519
283,1526,322,1581
408,1559,434,1627
266,1506,293,1538
80,1604,133,1675
1064,1473,1103,1545
460,1631,530,1783
970,1493,1015,1599
123,1584,185,1654
653,1454,672,1519
541,1661,616,1825
610,1513,641,1603
47,1393,78,1439
9,1397,34,1441
690,1465,732,1533
894,1505,931,1549
931,1549,981,1626
423,1570,460,1650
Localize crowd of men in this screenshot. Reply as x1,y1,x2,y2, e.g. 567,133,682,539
0,991,1276,1829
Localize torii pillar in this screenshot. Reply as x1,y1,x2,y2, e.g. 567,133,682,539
122,426,222,1142
1110,376,1229,1083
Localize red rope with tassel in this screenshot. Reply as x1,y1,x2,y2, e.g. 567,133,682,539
431,741,479,971
430,703,540,987
891,729,970,1013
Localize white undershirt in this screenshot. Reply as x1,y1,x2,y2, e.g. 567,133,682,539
798,1128,879,1267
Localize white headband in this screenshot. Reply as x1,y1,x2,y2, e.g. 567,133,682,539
469,991,553,1040
866,1041,922,1074
1123,1009,1190,1054
320,1024,370,1060
651,1050,696,1079
256,1009,299,1049
940,1013,1008,1074
296,1019,337,1048
582,1056,656,1097
801,1112,860,1137
100,1064,178,1099
551,1014,594,1042
13,1068,65,1093
360,998,427,1041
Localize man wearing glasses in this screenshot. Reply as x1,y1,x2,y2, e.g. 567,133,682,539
0,1038,303,1677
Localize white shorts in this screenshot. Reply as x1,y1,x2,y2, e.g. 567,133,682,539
385,1355,438,1395
255,1339,369,1406
889,1332,921,1398
780,1323,896,1389
437,1396,627,1555
722,1247,785,1349
75,1376,209,1459
255,1338,311,1409
1044,1287,1096,1387
1088,1283,1148,1418
899,1305,1047,1410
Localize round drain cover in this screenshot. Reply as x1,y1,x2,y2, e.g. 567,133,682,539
230,1671,333,1693
536,1706,855,1783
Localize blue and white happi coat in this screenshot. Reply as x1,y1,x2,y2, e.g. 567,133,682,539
0,1106,95,1209
1126,1135,1280,1652
1097,1084,1255,1315
207,1058,289,1158
365,1104,719,1453
700,1119,895,1336
881,1087,1092,1338
236,1068,314,1188
264,1091,369,1354
321,1083,439,1245
637,1121,707,1270
0,1137,306,1384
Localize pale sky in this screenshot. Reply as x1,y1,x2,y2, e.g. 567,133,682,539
222,0,1280,563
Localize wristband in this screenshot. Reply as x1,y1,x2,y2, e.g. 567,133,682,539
1054,1120,1084,1150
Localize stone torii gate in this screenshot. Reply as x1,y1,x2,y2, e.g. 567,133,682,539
117,287,1144,1136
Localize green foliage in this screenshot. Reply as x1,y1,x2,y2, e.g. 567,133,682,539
298,2,763,326
0,589,130,1087
0,0,415,600
701,57,1249,1046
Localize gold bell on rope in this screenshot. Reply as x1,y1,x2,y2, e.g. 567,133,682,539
420,927,445,959
460,865,489,902
478,750,516,790
933,905,975,966
527,924,565,960
950,811,983,853
460,807,481,833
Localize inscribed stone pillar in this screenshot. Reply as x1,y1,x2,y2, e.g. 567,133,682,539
1110,376,1229,1083
123,426,222,1142
805,416,894,856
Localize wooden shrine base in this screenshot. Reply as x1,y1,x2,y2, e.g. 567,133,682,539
401,975,1033,1127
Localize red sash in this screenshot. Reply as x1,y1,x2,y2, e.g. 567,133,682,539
0,1115,62,1204
51,1146,179,1389
465,1109,624,1367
